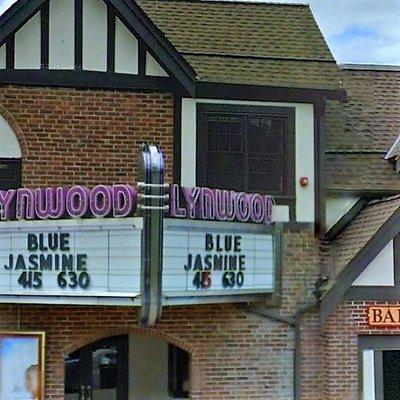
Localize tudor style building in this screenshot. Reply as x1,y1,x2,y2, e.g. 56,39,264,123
0,0,397,400
321,65,400,400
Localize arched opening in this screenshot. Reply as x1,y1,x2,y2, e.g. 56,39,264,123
0,114,22,190
65,334,190,400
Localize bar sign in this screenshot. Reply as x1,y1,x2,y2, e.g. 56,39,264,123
367,306,400,327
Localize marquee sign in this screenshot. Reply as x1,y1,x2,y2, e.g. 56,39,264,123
0,218,279,301
0,147,279,311
367,306,400,327
163,219,280,297
0,218,142,297
0,185,138,221
169,184,274,225
0,184,275,225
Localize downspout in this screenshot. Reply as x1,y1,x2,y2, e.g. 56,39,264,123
294,303,317,400
242,302,317,400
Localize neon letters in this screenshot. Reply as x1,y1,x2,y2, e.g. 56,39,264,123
169,184,274,225
0,184,138,220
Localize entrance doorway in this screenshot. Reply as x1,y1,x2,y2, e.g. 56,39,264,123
65,335,128,400
65,334,190,400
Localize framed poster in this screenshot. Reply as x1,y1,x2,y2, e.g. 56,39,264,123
0,331,45,400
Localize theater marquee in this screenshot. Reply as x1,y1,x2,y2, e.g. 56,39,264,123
0,158,281,308
163,219,280,298
0,218,143,297
0,218,281,301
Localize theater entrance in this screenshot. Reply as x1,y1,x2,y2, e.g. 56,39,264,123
65,334,190,400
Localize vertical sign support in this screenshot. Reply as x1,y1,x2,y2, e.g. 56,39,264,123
138,144,168,326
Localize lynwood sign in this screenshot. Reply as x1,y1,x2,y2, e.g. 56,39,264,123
0,184,274,225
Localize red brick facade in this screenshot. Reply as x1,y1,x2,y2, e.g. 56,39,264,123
0,86,174,186
0,85,323,399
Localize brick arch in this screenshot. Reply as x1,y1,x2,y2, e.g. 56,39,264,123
63,326,196,358
0,103,27,157
61,326,201,398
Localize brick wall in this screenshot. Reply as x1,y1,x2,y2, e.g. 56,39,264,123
323,301,400,400
0,231,320,400
0,85,174,186
0,85,321,399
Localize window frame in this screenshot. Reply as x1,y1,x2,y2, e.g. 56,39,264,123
196,103,296,201
358,336,400,400
0,158,22,190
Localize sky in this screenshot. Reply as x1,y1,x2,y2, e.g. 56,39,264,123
0,0,399,65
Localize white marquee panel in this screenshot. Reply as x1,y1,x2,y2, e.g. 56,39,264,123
163,220,276,295
0,219,142,296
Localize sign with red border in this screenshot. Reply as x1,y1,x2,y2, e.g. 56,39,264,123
367,306,400,327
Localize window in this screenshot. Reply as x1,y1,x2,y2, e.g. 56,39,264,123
382,350,400,399
0,158,21,190
196,104,295,198
359,336,400,400
169,344,190,398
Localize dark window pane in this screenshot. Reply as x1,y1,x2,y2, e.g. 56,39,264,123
383,350,400,399
230,120,242,134
219,120,231,133
206,120,220,134
0,159,22,190
65,351,80,395
230,135,243,152
217,134,230,152
271,117,286,135
206,153,245,192
260,117,272,131
207,134,219,151
197,106,292,196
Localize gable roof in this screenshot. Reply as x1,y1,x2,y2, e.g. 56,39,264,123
0,0,346,97
0,0,198,95
326,65,400,193
136,0,343,91
320,195,400,322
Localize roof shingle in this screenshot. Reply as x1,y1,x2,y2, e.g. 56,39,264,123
326,67,400,192
324,196,400,289
136,0,342,90
327,153,400,193
326,68,400,153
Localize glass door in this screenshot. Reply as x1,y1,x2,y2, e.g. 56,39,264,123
65,335,128,400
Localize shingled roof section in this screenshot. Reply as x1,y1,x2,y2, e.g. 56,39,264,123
136,0,343,90
321,196,400,294
327,154,400,193
326,66,400,192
